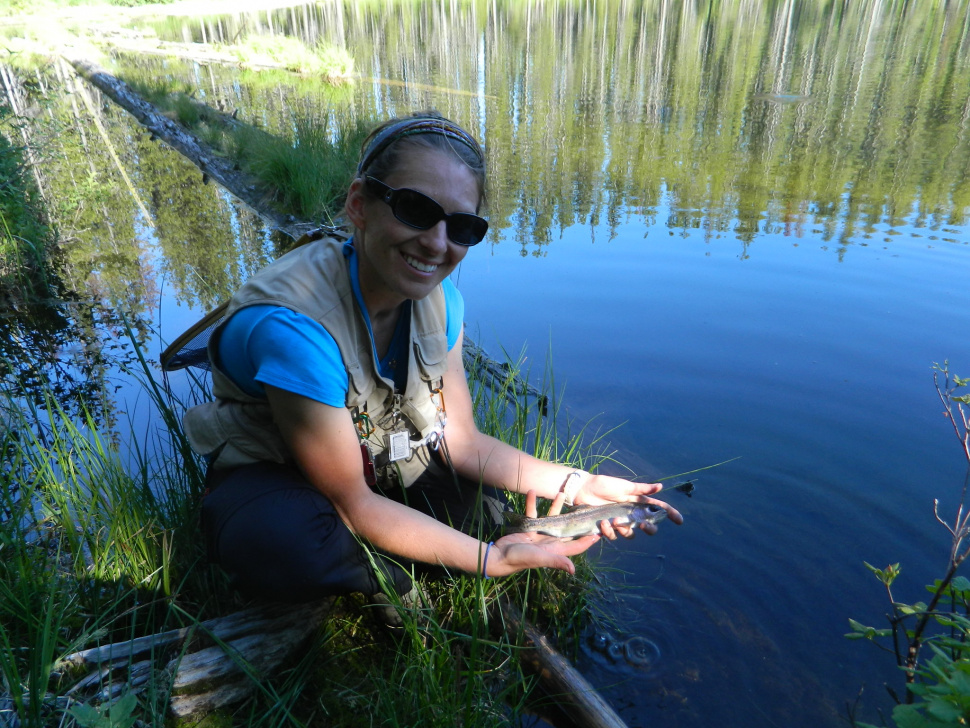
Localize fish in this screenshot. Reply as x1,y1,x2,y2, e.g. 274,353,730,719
502,480,693,539
504,501,669,539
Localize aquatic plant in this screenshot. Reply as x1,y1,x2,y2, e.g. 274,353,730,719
848,362,970,727
226,114,369,223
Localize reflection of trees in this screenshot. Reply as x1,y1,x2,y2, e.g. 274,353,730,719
142,0,970,256
135,128,252,309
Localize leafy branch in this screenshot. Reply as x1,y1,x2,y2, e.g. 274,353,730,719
848,362,970,726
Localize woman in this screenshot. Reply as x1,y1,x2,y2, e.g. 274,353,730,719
183,114,682,604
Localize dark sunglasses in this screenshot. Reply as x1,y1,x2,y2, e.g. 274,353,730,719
364,176,488,246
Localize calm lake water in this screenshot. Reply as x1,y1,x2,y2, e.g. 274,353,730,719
4,1,970,725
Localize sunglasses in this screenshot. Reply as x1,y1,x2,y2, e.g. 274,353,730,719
364,176,488,246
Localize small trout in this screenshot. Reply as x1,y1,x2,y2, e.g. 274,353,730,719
502,481,692,539
503,502,668,539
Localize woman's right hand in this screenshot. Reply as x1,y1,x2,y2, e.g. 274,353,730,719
486,491,599,577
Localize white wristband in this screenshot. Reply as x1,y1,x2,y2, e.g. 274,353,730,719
561,470,588,507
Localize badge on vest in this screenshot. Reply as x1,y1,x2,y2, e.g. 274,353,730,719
386,430,411,462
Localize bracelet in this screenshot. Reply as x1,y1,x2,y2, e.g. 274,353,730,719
482,541,494,579
561,470,588,507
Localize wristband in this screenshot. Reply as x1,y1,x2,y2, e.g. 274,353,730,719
561,470,588,507
482,541,494,579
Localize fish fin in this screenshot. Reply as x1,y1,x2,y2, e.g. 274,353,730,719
503,511,527,529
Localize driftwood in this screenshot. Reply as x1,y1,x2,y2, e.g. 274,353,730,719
58,600,333,718
58,598,624,725
498,601,630,728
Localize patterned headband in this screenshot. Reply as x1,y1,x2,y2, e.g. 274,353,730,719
357,117,484,174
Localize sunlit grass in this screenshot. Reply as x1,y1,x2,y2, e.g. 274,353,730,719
231,35,354,84
223,116,368,222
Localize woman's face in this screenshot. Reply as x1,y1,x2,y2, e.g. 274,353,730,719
347,148,481,310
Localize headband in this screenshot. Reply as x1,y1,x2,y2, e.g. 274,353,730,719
357,117,484,174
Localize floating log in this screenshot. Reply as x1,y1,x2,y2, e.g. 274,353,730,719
498,601,630,728
462,337,549,415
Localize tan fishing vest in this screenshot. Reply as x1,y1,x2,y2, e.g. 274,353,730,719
181,235,451,489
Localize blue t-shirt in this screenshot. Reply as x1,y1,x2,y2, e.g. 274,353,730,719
216,245,464,407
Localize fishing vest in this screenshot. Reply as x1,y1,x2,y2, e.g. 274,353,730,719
181,235,450,489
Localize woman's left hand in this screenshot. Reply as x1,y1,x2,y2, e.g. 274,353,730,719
572,473,684,539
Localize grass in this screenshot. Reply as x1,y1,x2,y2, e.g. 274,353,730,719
123,76,368,223
231,35,355,84
0,329,611,727
223,116,368,223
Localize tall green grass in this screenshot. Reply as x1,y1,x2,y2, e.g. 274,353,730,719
0,334,604,727
224,116,369,223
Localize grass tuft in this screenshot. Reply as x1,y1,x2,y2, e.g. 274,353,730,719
232,35,355,84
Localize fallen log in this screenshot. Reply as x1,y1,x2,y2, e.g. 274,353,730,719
498,601,630,728
61,55,309,240
58,599,334,717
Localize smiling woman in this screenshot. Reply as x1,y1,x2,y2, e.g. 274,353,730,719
180,112,683,611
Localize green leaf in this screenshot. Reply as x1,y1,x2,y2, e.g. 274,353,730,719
890,704,933,728
926,697,964,723
67,705,101,727
950,576,970,592
846,618,886,639
866,561,901,586
952,395,970,405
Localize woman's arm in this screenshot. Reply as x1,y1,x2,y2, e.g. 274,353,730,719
264,384,598,577
440,329,684,536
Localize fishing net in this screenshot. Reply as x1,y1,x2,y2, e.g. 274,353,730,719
159,226,347,372
160,302,227,372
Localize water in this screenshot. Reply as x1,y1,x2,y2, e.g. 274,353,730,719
4,1,970,725
458,199,970,725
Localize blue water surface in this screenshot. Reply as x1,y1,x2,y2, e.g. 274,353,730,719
456,197,970,725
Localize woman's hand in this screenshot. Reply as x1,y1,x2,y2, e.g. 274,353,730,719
572,473,684,540
486,491,598,577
